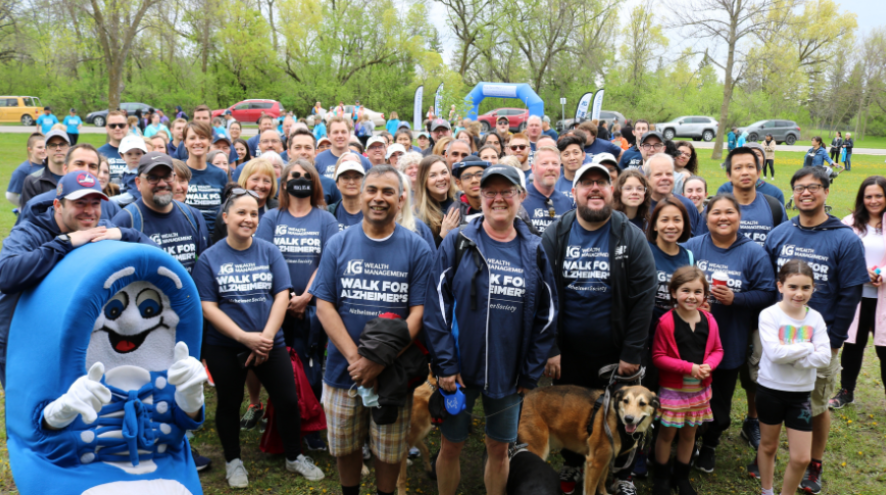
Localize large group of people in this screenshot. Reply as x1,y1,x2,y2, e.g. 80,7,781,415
2,103,882,495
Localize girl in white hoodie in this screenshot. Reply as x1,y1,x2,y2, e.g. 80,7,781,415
754,259,831,495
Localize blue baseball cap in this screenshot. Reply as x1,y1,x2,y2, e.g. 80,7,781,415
439,383,466,415
56,171,108,201
212,132,231,145
452,158,491,179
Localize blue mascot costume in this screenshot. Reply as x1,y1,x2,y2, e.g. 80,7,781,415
6,241,206,495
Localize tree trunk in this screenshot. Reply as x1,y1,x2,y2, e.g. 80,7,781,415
107,61,122,111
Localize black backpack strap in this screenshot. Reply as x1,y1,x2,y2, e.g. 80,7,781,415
762,193,784,227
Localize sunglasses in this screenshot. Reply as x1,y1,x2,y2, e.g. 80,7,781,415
290,171,312,180
108,123,127,129
509,145,528,151
230,187,260,199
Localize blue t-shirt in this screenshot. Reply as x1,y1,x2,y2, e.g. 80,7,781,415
554,175,574,203
650,194,701,238
97,143,126,185
699,191,788,246
717,179,785,206
480,231,527,328
63,115,82,134
764,218,869,331
309,224,433,389
413,218,437,251
523,182,574,234
584,137,623,160
650,243,692,324
193,238,292,349
255,207,340,295
7,160,43,194
111,201,209,273
314,149,372,180
683,235,776,369
561,221,615,358
334,203,363,231
185,164,229,234
36,114,58,134
617,147,643,170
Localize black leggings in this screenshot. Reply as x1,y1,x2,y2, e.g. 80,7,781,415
763,159,774,177
830,148,840,163
204,344,302,462
841,298,886,394
701,367,741,448
67,133,79,145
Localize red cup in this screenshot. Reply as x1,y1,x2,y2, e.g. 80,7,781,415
712,271,729,287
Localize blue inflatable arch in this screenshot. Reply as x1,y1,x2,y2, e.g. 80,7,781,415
465,82,544,120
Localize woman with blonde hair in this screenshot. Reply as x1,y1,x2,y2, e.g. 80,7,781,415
414,154,458,246
432,136,454,157
211,158,279,244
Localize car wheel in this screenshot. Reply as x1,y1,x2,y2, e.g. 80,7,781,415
93,116,105,127
663,128,675,140
784,134,796,145
481,121,490,133
702,130,714,142
748,133,759,142
518,122,526,132
692,137,700,142
21,114,34,126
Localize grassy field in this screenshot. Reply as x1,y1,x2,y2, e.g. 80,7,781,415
0,133,885,494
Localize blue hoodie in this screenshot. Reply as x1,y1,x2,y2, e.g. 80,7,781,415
424,217,558,398
0,209,154,385
682,233,777,369
764,215,868,349
16,189,121,227
716,179,786,206
803,147,833,168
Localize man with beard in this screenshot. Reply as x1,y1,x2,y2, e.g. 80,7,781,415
541,162,656,495
522,146,573,234
111,152,209,273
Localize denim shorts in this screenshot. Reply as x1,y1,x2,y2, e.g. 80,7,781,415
440,388,522,443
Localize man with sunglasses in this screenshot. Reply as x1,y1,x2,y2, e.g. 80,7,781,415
764,166,867,494
540,161,656,495
21,130,70,206
505,133,532,180
98,110,129,185
111,152,209,273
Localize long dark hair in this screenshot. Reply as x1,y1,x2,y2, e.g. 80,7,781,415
481,131,506,156
647,196,692,243
233,138,252,165
851,175,886,233
279,159,327,209
613,169,650,224
674,140,698,175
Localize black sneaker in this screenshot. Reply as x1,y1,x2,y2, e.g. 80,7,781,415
747,461,760,479
741,417,761,450
610,477,639,495
631,451,648,478
304,432,327,452
800,462,822,494
828,388,854,410
240,403,264,430
192,447,211,472
559,464,582,494
693,446,716,473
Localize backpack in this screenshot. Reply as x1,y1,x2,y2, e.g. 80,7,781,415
124,200,199,235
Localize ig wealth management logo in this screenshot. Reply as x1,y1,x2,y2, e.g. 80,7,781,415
345,259,363,275
275,225,288,236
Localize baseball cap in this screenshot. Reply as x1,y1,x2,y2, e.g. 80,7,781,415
224,109,232,115
496,115,509,123
137,152,174,176
639,131,664,145
480,165,522,188
452,158,491,179
366,136,386,149
573,163,612,189
56,171,108,201
44,129,71,145
317,136,332,146
417,132,430,139
591,152,618,167
398,122,411,130
430,118,451,131
385,143,406,159
334,160,366,181
119,135,147,154
543,115,551,123
212,132,232,145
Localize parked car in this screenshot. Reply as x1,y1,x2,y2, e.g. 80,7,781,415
476,108,530,133
212,99,284,124
555,110,626,134
737,119,801,145
86,102,155,127
0,96,43,125
654,116,719,142
319,105,385,128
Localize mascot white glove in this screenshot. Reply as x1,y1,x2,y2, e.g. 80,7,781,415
167,342,207,415
43,362,111,429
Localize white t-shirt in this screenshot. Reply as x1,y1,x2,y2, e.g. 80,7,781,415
862,224,885,298
757,304,830,393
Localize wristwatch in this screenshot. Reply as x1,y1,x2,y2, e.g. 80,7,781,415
56,234,71,244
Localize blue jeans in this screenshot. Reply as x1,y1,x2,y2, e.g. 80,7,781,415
845,152,852,170
440,389,523,443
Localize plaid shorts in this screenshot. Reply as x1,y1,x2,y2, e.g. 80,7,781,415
811,350,841,417
322,383,412,464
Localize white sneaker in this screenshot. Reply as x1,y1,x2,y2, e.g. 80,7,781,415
225,458,249,488
286,454,326,481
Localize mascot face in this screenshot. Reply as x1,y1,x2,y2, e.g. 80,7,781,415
86,281,180,372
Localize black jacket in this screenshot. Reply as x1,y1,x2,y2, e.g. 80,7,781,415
21,162,58,207
541,209,656,364
358,317,428,424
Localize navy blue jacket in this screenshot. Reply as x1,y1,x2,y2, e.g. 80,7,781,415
717,179,785,206
0,209,155,386
423,217,558,398
17,189,121,227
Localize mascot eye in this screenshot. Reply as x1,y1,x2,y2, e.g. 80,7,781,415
136,289,163,318
104,292,129,320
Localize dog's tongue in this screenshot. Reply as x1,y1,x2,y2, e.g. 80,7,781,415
115,340,137,352
625,423,637,434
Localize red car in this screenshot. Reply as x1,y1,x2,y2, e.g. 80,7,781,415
212,99,284,124
476,107,530,133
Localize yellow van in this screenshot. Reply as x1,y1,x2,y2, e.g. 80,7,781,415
0,96,44,125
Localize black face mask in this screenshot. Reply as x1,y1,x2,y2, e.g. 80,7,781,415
287,178,313,198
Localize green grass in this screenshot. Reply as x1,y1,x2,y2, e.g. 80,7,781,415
1,133,885,494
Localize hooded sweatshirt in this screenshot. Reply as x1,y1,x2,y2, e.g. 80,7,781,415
765,215,868,349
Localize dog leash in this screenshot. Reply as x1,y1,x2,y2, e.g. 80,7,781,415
598,365,646,472
472,396,524,420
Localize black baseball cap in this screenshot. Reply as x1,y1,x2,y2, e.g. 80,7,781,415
137,152,174,176
452,158,491,179
480,165,522,188
640,131,664,144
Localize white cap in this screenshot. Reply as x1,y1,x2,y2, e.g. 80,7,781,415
591,152,618,166
366,136,386,149
317,136,332,146
385,143,406,159
119,135,147,154
334,160,366,181
572,163,612,189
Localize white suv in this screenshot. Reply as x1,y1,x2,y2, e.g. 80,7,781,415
655,116,719,142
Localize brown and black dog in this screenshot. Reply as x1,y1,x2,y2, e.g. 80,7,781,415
518,384,658,495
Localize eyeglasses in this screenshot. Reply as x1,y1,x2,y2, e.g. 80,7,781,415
47,143,69,150
107,123,126,129
677,151,692,157
459,171,483,181
640,143,665,151
509,145,528,151
481,188,519,199
578,179,609,188
793,184,824,193
290,171,312,180
144,173,175,184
